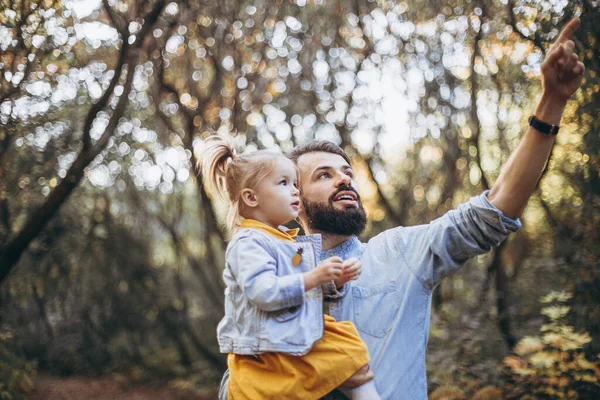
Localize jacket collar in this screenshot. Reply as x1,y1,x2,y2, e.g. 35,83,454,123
240,219,299,243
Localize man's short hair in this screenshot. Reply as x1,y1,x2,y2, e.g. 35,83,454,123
289,140,351,165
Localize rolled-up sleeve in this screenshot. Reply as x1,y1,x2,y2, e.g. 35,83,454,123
395,190,521,289
227,236,305,311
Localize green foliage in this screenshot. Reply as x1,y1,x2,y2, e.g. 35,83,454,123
0,331,37,400
503,291,600,399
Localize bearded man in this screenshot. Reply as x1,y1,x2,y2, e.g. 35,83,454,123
218,18,585,399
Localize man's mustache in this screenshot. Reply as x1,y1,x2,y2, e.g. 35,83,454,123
328,185,361,204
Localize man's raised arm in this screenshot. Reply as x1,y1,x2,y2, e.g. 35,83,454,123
487,18,585,219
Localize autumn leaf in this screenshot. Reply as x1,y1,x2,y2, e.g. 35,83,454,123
514,336,543,356
503,356,523,370
540,291,573,304
541,306,570,321
575,355,596,371
530,351,558,368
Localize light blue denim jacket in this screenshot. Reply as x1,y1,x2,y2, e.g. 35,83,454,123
217,227,334,356
219,192,521,399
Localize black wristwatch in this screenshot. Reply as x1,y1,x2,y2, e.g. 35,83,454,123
528,115,560,136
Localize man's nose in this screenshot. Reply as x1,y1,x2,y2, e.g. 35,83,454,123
335,171,352,187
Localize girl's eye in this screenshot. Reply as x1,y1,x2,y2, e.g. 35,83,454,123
279,180,287,185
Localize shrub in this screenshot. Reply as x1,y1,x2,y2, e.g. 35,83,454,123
503,291,600,399
0,331,37,400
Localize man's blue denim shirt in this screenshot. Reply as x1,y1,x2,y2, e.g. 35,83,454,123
219,191,521,399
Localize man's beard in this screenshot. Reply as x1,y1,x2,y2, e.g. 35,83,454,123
302,186,367,236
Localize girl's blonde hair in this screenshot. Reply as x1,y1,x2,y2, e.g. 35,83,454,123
199,136,292,233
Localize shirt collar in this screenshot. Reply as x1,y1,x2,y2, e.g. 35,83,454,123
319,236,363,261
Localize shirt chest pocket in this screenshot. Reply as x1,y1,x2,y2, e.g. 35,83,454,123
352,281,401,338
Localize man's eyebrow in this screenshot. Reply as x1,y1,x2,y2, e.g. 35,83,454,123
310,165,353,177
311,166,333,176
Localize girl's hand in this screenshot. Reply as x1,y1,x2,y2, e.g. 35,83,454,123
303,257,343,291
334,257,361,288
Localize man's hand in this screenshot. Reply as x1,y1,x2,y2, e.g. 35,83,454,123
334,257,361,288
541,18,585,101
340,364,374,389
487,17,586,219
303,257,343,291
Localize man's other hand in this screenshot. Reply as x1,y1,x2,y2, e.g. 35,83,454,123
340,364,374,389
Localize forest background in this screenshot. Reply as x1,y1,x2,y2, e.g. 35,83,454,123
1,0,599,398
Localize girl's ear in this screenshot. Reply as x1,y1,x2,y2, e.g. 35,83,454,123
241,188,258,208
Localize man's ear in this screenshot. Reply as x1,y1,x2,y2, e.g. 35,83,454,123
241,188,258,208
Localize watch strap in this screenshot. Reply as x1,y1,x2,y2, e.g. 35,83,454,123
528,115,560,135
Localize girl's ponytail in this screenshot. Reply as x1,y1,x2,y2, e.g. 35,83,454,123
198,135,288,234
199,136,237,202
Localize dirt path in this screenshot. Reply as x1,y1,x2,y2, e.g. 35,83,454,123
30,374,217,400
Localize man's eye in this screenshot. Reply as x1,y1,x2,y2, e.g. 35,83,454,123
318,173,330,179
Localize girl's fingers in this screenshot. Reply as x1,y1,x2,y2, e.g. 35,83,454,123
324,259,343,269
344,264,360,273
345,268,361,280
343,257,360,268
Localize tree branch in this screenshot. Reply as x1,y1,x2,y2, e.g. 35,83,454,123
156,46,228,244
469,23,491,191
155,213,224,309
101,0,128,38
507,0,546,56
0,0,59,105
0,0,167,284
363,155,408,226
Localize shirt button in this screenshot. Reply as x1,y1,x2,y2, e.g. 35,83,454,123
327,252,334,257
